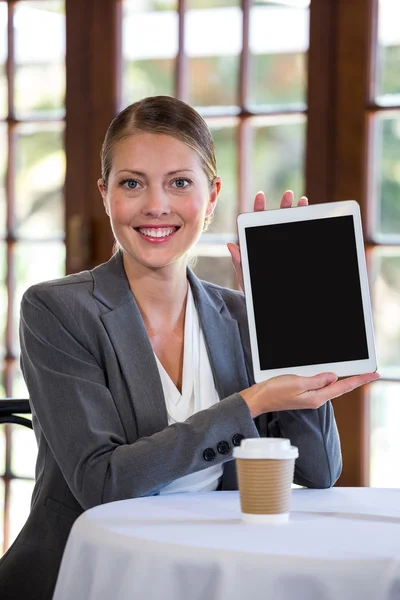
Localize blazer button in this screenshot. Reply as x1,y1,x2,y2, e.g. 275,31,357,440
217,441,230,455
232,433,245,447
203,448,216,462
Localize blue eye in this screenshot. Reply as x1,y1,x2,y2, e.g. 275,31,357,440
173,178,190,189
120,179,139,189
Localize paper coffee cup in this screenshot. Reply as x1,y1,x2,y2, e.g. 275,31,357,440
233,438,298,523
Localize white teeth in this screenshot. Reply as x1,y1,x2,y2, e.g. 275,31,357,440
138,227,176,238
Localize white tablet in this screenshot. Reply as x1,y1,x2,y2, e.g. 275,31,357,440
237,200,377,382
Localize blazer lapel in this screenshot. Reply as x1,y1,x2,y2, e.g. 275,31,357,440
92,253,168,438
90,254,251,441
188,270,251,398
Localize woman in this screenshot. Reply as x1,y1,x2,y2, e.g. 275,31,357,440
0,95,378,599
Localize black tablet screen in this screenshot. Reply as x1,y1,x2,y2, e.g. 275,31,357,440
245,215,369,369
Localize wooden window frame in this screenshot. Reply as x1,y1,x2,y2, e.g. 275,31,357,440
66,0,377,486
1,0,66,552
307,0,400,485
2,0,392,555
65,0,383,488
65,0,308,272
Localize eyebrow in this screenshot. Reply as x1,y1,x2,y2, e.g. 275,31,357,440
115,169,195,177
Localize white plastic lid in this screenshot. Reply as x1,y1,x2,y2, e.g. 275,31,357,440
233,437,299,460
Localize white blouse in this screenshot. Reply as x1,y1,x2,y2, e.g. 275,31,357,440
156,285,223,494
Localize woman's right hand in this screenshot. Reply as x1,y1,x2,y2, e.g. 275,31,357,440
240,371,380,418
227,190,308,292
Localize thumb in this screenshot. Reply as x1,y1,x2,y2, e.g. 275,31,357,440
301,372,338,391
227,242,241,267
227,242,244,292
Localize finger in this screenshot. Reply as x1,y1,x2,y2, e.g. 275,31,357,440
227,242,241,267
280,190,294,209
254,191,266,212
306,372,380,404
297,372,339,393
298,195,308,207
328,372,380,398
227,242,244,291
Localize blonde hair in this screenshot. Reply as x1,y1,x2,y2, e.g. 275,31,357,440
102,97,218,256
101,96,217,236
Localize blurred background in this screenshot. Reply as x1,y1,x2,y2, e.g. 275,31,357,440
0,0,399,556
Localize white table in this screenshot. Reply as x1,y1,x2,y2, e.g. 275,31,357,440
53,488,400,600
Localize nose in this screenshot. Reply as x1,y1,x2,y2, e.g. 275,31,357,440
142,185,171,218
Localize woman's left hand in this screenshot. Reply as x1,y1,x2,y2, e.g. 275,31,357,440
227,190,308,291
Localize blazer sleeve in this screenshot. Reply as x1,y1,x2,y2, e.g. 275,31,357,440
256,406,342,488
20,286,259,509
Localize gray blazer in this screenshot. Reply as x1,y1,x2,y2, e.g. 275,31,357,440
0,252,341,599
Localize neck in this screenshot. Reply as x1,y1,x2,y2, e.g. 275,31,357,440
122,253,189,333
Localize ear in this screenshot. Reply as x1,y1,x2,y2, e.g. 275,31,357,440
98,179,109,216
206,177,221,217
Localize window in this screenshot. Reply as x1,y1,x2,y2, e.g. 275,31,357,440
369,0,400,487
1,0,399,558
122,0,309,289
0,0,66,555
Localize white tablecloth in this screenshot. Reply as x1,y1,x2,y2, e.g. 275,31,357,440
52,488,400,600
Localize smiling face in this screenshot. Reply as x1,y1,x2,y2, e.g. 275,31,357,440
98,132,221,274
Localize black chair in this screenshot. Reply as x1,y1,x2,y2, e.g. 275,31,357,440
0,398,32,429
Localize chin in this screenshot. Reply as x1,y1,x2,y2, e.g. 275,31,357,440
124,248,186,270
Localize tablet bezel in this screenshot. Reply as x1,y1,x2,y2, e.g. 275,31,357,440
237,200,377,382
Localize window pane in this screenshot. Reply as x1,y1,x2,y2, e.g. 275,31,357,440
0,242,5,366
14,2,65,118
15,123,65,239
375,0,400,104
370,381,400,487
373,114,400,237
0,3,7,119
191,255,235,289
249,1,309,108
122,1,177,105
188,0,237,7
371,249,400,378
207,121,238,235
0,477,4,552
250,116,306,211
10,424,36,479
11,368,28,400
187,4,240,108
14,242,65,352
0,425,5,475
0,122,6,238
9,478,34,547
13,241,65,353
